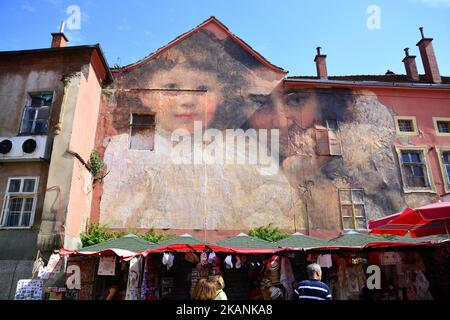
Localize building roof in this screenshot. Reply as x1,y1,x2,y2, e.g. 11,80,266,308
81,234,156,252
329,232,387,247
215,233,278,249
275,232,329,248
115,16,287,74
287,74,450,85
0,44,113,83
378,234,448,243
156,234,206,246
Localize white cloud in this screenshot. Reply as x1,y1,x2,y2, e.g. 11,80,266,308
21,4,36,12
410,0,450,7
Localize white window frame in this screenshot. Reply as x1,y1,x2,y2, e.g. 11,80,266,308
0,176,39,229
395,146,436,193
19,92,53,135
338,188,368,232
436,147,450,194
433,117,450,137
394,116,418,136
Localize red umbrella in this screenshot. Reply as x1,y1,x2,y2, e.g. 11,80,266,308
369,201,450,238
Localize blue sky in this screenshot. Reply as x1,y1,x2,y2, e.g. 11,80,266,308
0,0,449,76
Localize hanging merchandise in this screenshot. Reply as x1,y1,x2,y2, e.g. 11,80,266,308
380,252,401,265
141,256,158,300
162,252,175,270
368,252,381,265
224,255,233,269
330,257,366,300
98,256,116,276
235,256,242,269
306,253,318,263
280,256,296,300
317,254,333,268
15,279,44,300
40,253,63,280
207,252,216,264
200,252,208,265
125,257,142,300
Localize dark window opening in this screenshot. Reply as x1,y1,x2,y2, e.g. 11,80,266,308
130,114,155,150
401,150,429,188
398,119,414,132
20,93,53,135
437,121,450,133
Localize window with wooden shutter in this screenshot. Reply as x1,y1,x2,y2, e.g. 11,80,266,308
315,120,342,156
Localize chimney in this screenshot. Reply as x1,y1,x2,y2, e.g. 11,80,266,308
314,47,328,79
402,48,420,81
51,21,69,48
416,27,441,83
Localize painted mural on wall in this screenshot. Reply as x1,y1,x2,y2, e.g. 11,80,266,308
96,23,420,234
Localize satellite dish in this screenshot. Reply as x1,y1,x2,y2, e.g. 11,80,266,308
0,139,12,154
22,139,37,153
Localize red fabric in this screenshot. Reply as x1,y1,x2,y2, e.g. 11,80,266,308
369,202,450,238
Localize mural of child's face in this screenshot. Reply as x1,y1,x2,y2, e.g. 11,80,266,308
248,87,320,158
141,63,224,133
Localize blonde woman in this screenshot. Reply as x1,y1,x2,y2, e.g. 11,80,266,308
211,275,228,300
191,278,216,300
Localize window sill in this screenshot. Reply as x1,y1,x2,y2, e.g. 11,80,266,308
402,188,436,194
0,226,33,230
343,229,369,233
396,132,418,137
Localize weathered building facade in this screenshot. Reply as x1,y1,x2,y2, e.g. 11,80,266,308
90,17,450,241
1,17,449,299
0,33,111,299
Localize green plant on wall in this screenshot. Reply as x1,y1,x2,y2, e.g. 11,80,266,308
249,224,290,242
88,150,105,181
80,223,174,247
137,228,174,243
80,223,123,247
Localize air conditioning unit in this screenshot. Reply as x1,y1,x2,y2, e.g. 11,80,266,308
0,135,52,161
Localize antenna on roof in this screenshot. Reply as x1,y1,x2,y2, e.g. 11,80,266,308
59,20,65,33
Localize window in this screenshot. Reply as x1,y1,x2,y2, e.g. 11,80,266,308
316,119,342,156
398,120,414,132
20,93,53,134
433,118,450,136
397,148,434,191
442,151,450,184
129,114,155,150
338,189,367,230
1,177,39,228
394,116,418,136
437,121,450,133
437,148,450,193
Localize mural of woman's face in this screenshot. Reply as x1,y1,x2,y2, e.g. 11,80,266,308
139,63,224,134
248,87,320,158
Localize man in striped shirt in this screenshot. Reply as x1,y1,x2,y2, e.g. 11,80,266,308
294,263,332,300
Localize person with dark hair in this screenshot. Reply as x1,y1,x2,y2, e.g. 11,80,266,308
294,263,332,300
103,281,126,300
